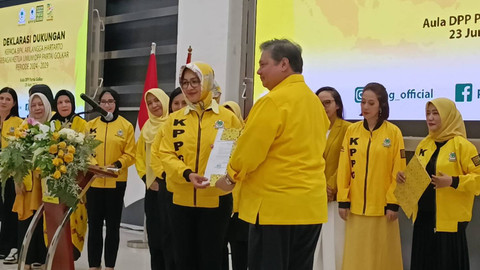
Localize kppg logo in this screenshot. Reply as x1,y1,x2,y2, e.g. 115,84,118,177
354,87,363,103
455,83,473,102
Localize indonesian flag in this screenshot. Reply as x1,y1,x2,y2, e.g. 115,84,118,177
124,43,158,207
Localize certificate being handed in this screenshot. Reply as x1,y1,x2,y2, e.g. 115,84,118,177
204,128,241,186
394,155,431,221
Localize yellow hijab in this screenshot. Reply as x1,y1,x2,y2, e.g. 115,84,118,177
142,88,170,144
223,101,243,124
179,62,217,112
427,98,466,142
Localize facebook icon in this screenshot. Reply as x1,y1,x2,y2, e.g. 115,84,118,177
455,83,473,102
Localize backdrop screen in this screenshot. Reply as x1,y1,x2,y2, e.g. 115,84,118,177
255,0,480,120
0,0,88,117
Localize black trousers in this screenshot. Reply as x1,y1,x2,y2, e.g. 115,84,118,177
0,178,18,255
86,182,126,268
222,213,249,270
145,181,175,270
18,212,47,265
248,223,321,270
169,193,232,270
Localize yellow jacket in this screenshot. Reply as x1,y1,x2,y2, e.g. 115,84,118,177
87,116,136,188
414,136,480,232
1,116,23,148
158,103,242,208
227,74,330,225
53,116,87,133
150,130,166,180
325,118,351,192
337,120,406,216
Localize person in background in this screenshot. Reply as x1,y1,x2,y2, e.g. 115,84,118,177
0,87,23,264
49,89,88,261
217,39,329,270
10,92,52,269
135,88,175,270
221,101,247,270
337,82,405,270
313,87,350,270
168,87,187,113
158,62,242,270
28,84,56,112
86,89,135,270
149,86,188,270
51,89,87,131
397,98,480,270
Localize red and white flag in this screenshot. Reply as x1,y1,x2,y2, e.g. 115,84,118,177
124,43,158,207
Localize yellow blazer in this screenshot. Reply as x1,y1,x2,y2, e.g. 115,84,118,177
324,118,351,192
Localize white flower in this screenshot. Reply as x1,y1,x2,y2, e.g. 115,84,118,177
50,121,56,132
74,133,85,144
59,128,78,141
39,124,50,133
34,133,49,141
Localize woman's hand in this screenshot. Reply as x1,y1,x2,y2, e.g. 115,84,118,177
149,181,160,191
396,171,406,183
431,172,452,188
327,186,336,202
339,208,349,221
386,209,398,222
189,173,209,189
15,182,25,195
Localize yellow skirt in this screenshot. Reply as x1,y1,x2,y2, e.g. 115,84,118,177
342,213,403,270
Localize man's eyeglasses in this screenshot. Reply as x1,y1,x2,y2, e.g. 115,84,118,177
181,79,200,89
100,99,116,105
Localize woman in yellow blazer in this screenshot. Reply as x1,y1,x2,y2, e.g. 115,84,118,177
158,62,242,270
313,87,350,270
11,92,53,268
86,89,135,270
49,90,88,261
337,83,405,270
135,88,175,270
397,98,480,270
0,87,23,262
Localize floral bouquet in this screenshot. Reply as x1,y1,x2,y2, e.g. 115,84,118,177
0,119,100,208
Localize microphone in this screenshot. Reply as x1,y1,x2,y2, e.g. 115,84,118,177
80,93,114,121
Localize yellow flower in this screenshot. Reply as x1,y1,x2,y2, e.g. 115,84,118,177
52,157,63,166
49,144,58,154
59,165,67,173
53,170,61,179
67,145,76,154
64,153,74,163
58,150,65,158
58,141,67,149
52,132,60,140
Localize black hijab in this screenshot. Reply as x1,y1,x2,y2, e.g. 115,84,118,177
98,89,120,122
29,84,55,111
51,90,76,122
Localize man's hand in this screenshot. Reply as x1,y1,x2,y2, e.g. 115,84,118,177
215,175,235,192
189,173,209,189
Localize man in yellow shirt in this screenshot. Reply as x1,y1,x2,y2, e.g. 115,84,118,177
217,39,330,270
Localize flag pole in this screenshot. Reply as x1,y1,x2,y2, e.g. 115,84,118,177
126,42,158,250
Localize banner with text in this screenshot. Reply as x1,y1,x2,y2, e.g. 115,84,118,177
255,0,479,120
0,0,88,117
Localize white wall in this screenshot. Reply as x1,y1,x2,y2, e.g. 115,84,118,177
176,0,244,104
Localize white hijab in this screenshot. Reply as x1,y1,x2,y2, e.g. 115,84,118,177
29,93,52,123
